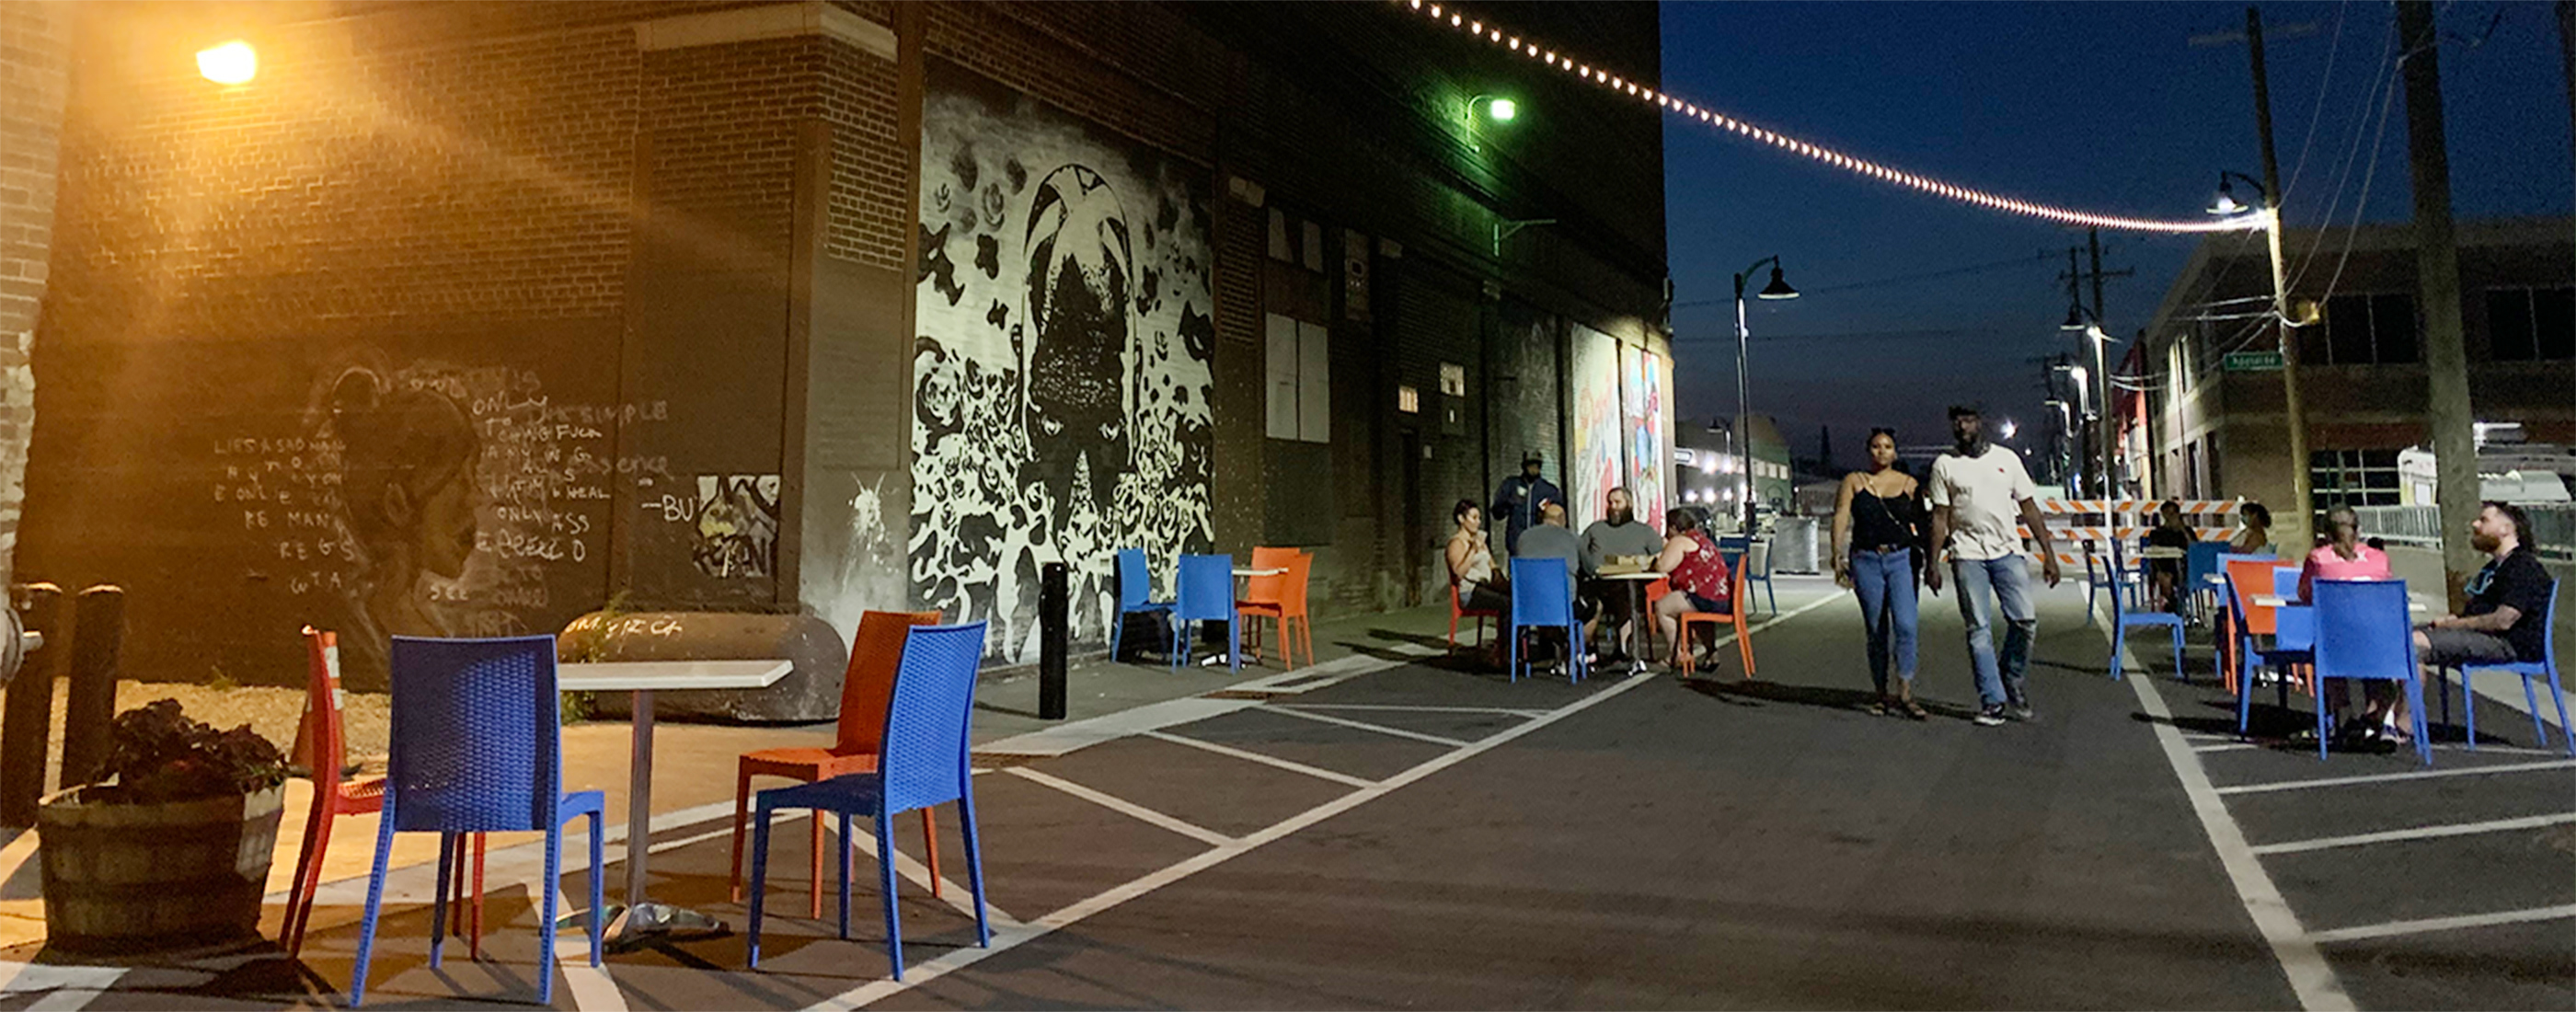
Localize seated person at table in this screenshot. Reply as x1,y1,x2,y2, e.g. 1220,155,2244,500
2298,505,2393,737
1514,500,1597,669
1650,508,1732,670
1581,488,1666,660
1448,499,1510,659
2360,502,2555,749
2230,501,2272,554
2299,505,2392,600
2145,500,2194,610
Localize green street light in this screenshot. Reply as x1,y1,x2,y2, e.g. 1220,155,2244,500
1485,98,1517,122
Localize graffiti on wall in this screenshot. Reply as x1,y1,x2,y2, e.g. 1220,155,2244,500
1622,345,1668,530
1569,326,1622,531
911,60,1215,661
642,474,779,579
207,351,651,683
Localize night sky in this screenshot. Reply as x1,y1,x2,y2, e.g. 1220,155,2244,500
1659,1,2571,471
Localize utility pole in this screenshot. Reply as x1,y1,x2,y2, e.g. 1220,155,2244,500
2398,0,2482,593
2086,227,2130,500
2245,6,2313,551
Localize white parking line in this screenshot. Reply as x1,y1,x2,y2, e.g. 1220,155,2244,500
806,592,1840,1011
816,815,1024,927
2251,812,2576,856
1275,703,1549,718
0,962,125,1012
2306,903,2576,944
2193,742,2261,753
2108,604,2354,1011
2217,759,2576,796
1143,730,1378,788
555,884,626,1012
1263,707,1470,746
1001,767,1234,846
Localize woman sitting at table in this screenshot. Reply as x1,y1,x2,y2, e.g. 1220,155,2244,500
2298,505,2394,745
2230,501,2272,555
1650,507,1732,672
1447,499,1510,661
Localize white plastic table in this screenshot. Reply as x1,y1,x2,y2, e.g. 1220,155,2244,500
558,659,791,943
1199,568,1288,666
2256,595,2429,613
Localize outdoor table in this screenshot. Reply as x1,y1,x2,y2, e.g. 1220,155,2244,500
2139,546,2188,559
2256,594,2429,613
558,659,791,946
1596,569,1666,673
1199,567,1288,667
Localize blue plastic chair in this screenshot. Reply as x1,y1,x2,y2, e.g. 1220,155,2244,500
1110,547,1174,661
2311,579,2432,765
1739,541,1777,617
747,622,993,977
1169,554,1239,673
350,636,604,1007
2271,565,2305,602
2080,541,2122,627
2106,546,2185,682
2183,540,2230,621
2447,579,2570,756
1506,557,1585,684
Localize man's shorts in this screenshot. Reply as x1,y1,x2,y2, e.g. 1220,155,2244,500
2420,627,2520,666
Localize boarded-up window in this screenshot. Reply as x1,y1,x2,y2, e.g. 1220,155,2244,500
1266,312,1329,443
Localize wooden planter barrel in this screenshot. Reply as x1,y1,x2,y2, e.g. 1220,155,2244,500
35,785,284,952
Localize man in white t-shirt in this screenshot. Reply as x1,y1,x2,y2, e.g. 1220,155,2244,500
1925,405,2061,727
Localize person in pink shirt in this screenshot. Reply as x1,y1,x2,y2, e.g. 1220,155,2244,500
2298,505,2392,601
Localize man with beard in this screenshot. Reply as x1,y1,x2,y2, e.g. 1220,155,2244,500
1581,487,1666,663
2360,501,2559,750
1925,405,2061,727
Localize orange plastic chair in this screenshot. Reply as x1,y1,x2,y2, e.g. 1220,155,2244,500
2224,559,2312,696
1449,581,1500,651
284,628,491,959
1675,564,1757,679
1239,550,1314,669
729,610,944,917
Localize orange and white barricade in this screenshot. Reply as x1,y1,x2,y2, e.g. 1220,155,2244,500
2016,499,2245,568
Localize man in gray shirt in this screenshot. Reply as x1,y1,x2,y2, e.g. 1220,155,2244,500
1580,488,1665,661
1513,500,1594,668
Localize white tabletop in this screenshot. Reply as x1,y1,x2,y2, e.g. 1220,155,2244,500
1597,570,1665,581
2256,596,2429,613
558,659,793,692
2139,546,2188,559
1234,567,1286,578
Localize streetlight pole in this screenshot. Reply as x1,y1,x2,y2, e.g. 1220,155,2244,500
2246,5,2311,547
2060,305,2119,500
1733,257,1799,535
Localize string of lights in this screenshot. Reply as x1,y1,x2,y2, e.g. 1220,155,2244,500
1399,0,2265,236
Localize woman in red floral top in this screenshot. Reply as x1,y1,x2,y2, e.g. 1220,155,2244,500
1650,508,1731,667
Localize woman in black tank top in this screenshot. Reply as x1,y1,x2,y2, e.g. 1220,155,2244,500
1831,429,1927,719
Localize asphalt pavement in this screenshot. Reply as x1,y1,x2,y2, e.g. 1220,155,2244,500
12,573,2571,1009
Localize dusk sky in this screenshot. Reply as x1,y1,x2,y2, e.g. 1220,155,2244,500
1659,1,2572,470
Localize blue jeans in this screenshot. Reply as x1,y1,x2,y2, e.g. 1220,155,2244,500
1952,555,2037,709
1849,548,1918,694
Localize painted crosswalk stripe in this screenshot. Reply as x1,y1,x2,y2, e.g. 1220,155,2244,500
2216,759,2576,796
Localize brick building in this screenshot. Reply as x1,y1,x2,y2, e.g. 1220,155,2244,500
16,0,1672,687
2125,217,2574,512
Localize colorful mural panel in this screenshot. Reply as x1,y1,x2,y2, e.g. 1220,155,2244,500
1569,325,1621,531
1621,344,1669,531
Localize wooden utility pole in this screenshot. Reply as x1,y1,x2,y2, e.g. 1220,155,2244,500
2397,0,2481,592
2247,6,2312,550
2085,227,2131,499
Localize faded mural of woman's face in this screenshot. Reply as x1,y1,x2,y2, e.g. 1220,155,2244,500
408,449,483,580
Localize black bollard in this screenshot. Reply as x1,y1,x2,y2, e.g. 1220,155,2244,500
59,585,126,789
1039,561,1067,720
2,584,62,825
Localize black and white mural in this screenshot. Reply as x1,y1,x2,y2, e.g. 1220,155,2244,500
911,61,1215,661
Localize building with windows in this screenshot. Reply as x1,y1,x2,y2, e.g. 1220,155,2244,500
1673,414,1789,530
9,1,1672,686
2124,217,2573,515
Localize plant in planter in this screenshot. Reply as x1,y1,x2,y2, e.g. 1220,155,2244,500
37,699,292,953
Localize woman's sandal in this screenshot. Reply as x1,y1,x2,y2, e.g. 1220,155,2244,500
1867,698,1891,717
1901,699,1929,720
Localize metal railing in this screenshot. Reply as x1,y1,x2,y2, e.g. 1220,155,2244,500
2354,504,2576,560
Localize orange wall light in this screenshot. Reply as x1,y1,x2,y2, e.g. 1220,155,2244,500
197,40,257,85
